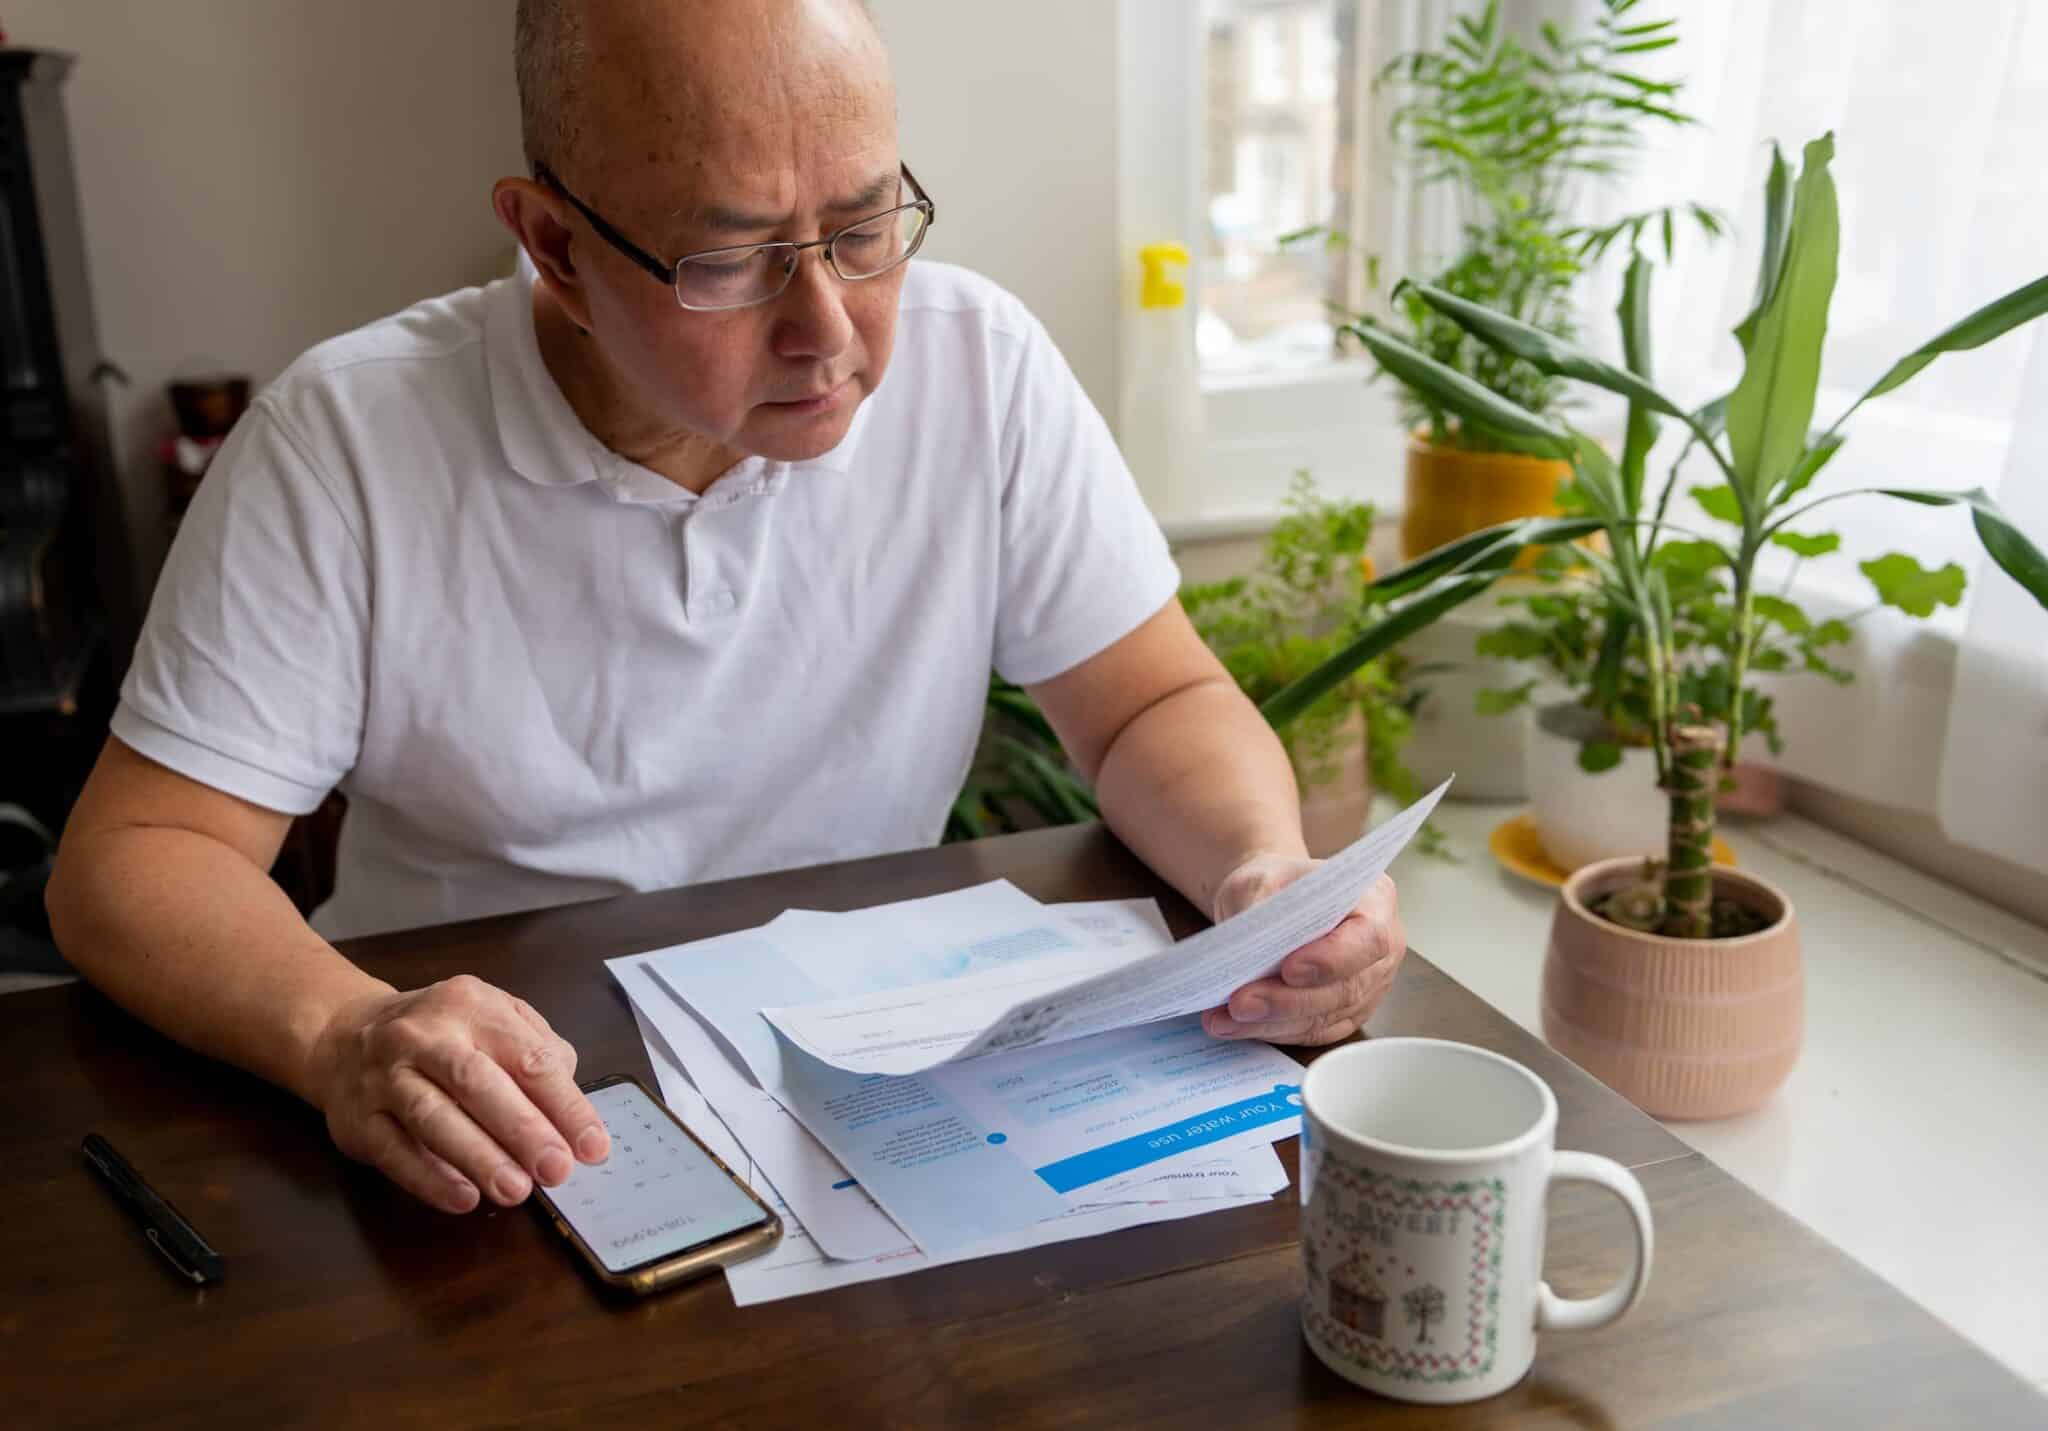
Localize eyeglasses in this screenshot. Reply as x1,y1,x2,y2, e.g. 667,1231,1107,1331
533,162,935,312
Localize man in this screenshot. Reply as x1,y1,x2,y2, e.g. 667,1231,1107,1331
47,0,1405,1218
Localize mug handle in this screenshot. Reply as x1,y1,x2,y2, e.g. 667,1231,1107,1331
1535,1151,1655,1332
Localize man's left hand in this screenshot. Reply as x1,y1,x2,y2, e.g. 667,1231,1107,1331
1202,855,1406,1046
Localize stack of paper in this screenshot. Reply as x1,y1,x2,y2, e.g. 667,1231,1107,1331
606,780,1447,1304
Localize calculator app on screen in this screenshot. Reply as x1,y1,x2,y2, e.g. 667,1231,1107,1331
553,1081,771,1273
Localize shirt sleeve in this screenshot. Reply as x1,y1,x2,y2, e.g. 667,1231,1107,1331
991,309,1181,686
112,399,369,815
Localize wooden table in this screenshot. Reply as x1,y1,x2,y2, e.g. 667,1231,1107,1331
5,826,2043,1428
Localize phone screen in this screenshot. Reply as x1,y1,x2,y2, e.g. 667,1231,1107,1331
550,1080,771,1274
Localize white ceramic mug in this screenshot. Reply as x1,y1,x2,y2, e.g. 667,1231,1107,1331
1299,1038,1653,1404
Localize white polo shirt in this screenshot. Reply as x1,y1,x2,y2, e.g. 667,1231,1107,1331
115,261,1179,940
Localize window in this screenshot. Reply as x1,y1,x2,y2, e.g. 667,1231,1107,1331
1199,0,1362,376
1117,0,1396,531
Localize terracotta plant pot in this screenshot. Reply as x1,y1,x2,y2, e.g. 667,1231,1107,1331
1543,857,1802,1120
1399,433,1571,566
1294,708,1372,858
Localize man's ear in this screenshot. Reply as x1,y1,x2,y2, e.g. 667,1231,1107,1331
491,177,595,332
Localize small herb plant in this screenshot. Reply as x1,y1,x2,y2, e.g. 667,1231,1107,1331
1183,472,1423,806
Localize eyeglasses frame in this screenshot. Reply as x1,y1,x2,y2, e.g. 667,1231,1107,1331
531,161,936,310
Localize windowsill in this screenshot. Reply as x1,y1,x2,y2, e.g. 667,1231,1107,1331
1158,499,2037,901
1158,505,1297,545
1197,357,1370,396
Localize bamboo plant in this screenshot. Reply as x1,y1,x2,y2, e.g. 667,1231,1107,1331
1262,133,2048,938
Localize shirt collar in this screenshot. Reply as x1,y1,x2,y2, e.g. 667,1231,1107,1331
484,273,872,510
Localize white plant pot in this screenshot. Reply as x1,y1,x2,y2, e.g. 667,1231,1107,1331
1525,702,1667,874
1398,593,1538,802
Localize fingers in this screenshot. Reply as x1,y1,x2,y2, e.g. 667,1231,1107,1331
1277,876,1402,988
408,1035,581,1198
485,1019,610,1167
389,1064,540,1207
352,1110,481,1215
1206,894,1408,1045
334,977,611,1216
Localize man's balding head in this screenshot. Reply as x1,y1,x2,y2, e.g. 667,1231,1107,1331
496,0,910,479
514,0,881,177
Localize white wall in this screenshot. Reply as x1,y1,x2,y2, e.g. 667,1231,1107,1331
11,0,1127,603
5,0,525,596
871,0,1122,417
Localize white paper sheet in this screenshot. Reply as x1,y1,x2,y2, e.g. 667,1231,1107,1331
632,1009,1288,1306
612,947,912,1261
647,888,1309,1258
609,895,1225,1262
762,779,1451,1076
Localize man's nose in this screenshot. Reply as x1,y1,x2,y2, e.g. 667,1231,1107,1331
769,247,855,360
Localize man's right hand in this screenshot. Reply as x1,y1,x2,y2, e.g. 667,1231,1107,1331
305,975,611,1214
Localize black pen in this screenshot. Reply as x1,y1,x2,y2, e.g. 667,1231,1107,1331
81,1133,224,1286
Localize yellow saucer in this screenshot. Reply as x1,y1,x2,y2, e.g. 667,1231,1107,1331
1488,811,1736,890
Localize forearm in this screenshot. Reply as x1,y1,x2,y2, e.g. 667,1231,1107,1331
46,826,392,1104
1092,676,1307,920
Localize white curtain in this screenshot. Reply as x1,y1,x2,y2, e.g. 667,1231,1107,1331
1551,0,2048,867
1939,328,2048,871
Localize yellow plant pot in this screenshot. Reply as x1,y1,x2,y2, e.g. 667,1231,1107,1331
1399,433,1572,565
1543,858,1803,1120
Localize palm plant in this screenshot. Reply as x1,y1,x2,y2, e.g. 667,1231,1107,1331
1365,0,1720,448
1263,133,2048,938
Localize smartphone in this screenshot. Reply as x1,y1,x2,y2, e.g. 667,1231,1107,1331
531,1073,781,1295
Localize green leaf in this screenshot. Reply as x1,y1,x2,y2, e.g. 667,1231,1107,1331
1399,281,1688,424
1691,484,1743,523
1753,594,1811,633
1617,253,1656,514
1859,553,1967,618
1474,625,1551,660
1834,273,2048,430
1692,391,1731,439
1778,431,1845,502
1811,618,1852,647
1770,529,1841,558
1727,134,1839,510
1344,321,1574,453
1737,145,1793,351
1857,487,2048,611
1262,575,1498,731
1651,539,1729,576
1569,435,1629,527
1577,741,1624,773
1367,514,1606,601
1475,681,1536,716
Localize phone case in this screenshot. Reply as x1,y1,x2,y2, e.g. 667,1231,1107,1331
534,1074,783,1295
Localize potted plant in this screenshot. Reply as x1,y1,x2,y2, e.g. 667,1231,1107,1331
1261,133,2048,1118
1359,0,1718,564
1473,516,1918,873
1182,473,1424,856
